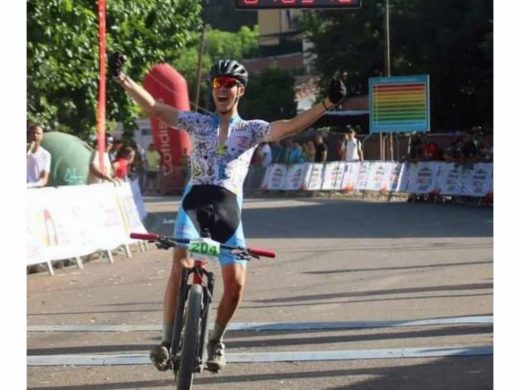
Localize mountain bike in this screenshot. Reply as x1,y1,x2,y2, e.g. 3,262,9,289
130,231,275,390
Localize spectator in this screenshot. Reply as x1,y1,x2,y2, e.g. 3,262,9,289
144,142,162,194
259,142,272,168
113,146,136,181
314,133,328,162
87,134,116,184
461,132,480,160
341,127,364,161
420,136,442,161
270,140,284,164
284,139,305,164
27,124,51,188
109,139,124,162
302,139,316,162
443,135,464,162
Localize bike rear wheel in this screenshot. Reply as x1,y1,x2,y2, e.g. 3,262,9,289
176,284,203,390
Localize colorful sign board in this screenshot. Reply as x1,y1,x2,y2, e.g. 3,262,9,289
369,75,430,134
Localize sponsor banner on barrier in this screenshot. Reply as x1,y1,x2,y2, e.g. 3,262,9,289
285,164,308,190
462,163,493,197
383,162,405,193
303,163,324,191
406,162,441,194
27,182,148,266
341,161,361,191
436,163,465,195
355,161,371,190
322,162,345,190
365,161,392,192
264,164,287,190
257,161,493,197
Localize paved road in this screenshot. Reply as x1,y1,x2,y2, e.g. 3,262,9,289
27,195,493,389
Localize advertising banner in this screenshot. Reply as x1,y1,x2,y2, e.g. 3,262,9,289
303,163,324,191
436,163,465,195
462,163,493,197
365,161,391,192
284,164,308,190
27,183,148,267
341,161,361,191
322,162,345,190
355,161,371,190
264,164,287,190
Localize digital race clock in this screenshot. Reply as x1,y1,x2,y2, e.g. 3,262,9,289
235,0,362,10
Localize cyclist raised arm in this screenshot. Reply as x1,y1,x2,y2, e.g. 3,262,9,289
110,53,346,373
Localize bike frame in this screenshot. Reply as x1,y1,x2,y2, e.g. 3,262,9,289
129,231,275,388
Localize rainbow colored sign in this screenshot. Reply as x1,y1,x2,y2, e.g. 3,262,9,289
369,75,430,133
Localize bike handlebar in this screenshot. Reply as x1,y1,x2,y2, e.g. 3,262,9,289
130,232,276,258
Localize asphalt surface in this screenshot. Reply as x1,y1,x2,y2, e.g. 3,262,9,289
27,194,493,389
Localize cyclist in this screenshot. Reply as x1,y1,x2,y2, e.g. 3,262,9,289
109,54,346,372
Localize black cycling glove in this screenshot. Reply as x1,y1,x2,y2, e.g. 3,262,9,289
108,52,127,78
327,78,347,105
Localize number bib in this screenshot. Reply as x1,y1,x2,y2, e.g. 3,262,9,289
188,238,221,260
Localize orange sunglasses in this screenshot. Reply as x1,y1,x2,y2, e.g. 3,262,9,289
212,76,241,89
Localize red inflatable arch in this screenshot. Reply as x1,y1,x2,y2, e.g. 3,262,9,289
143,64,192,194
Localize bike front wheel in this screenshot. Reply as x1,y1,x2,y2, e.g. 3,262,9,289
176,284,203,390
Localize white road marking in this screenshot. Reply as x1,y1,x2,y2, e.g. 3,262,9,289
27,315,492,333
27,345,492,366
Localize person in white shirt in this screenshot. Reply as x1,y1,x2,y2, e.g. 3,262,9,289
87,134,117,184
259,142,272,167
341,127,364,162
27,124,51,188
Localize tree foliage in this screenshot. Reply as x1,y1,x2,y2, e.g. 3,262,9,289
239,67,297,122
27,0,203,138
303,0,493,131
172,26,260,112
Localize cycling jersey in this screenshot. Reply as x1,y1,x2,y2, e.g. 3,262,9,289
173,112,271,265
176,112,271,197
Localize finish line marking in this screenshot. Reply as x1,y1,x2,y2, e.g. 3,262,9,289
27,315,492,333
27,345,492,366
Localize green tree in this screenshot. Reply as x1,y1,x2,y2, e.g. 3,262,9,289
173,26,260,112
27,0,202,138
239,66,297,122
303,0,493,131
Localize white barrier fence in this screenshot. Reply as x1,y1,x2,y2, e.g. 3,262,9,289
261,161,493,197
27,181,148,275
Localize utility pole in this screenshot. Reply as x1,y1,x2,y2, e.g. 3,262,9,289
194,26,207,111
383,0,393,160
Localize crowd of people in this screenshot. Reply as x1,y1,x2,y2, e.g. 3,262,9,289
250,127,365,168
405,128,493,164
86,133,169,195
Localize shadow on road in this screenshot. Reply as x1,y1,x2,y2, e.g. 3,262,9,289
143,199,493,240
27,356,492,390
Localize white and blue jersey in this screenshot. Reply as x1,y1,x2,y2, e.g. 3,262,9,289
173,112,271,266
176,111,271,197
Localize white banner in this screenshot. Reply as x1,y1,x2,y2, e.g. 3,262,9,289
302,163,324,191
355,161,371,190
365,161,392,192
263,164,287,190
382,162,405,193
435,163,465,195
27,182,148,266
406,162,441,194
322,162,345,190
284,164,308,190
462,163,493,197
341,161,361,191
259,161,493,197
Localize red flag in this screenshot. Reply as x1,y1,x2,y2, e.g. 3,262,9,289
97,0,107,172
